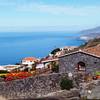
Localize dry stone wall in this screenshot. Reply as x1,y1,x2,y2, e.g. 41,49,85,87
0,73,67,99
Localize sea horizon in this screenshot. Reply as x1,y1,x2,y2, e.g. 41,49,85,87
0,32,85,65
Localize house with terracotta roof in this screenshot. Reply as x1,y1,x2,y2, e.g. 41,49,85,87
22,57,38,65
59,44,100,75
21,57,39,71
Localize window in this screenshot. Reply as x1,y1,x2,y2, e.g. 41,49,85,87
76,62,86,71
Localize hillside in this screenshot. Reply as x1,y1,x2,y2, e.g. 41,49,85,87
65,38,100,54
80,26,100,40
81,26,100,34
79,38,100,48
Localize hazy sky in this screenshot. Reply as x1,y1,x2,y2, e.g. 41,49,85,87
0,0,100,32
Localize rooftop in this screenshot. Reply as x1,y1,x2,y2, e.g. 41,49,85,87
59,44,100,58
41,56,58,63
22,57,38,62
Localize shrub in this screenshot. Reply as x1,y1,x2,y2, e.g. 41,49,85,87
95,71,100,76
0,75,6,79
52,65,59,73
0,70,8,73
60,77,73,90
51,48,60,55
51,62,59,73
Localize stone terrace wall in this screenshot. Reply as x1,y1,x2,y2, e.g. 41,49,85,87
0,73,67,99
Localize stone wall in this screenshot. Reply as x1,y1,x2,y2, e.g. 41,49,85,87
80,80,100,99
59,52,100,74
0,73,67,99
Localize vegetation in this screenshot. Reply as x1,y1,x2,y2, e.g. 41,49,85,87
0,70,8,73
0,75,6,78
5,72,32,81
51,62,59,73
32,63,37,71
15,63,21,65
51,48,60,55
95,71,100,76
78,42,88,48
60,77,73,90
0,70,9,78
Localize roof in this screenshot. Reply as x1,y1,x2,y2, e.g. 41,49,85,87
59,44,100,58
22,57,38,62
41,56,58,63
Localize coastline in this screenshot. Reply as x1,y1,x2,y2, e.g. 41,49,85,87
0,32,85,65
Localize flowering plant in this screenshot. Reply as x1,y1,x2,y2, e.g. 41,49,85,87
5,72,32,81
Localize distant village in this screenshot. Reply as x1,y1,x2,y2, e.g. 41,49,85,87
0,46,77,80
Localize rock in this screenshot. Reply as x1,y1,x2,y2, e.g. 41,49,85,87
70,88,80,97
42,89,80,100
79,80,100,99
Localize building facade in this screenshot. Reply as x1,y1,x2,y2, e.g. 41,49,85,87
21,57,39,71
59,45,100,75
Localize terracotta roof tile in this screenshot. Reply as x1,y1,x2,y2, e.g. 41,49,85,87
22,57,38,62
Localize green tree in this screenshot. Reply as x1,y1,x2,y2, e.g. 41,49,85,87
51,48,60,55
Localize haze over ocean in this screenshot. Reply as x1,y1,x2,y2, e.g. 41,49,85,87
0,32,84,65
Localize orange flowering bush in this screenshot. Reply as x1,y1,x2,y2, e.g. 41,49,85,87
95,71,100,79
5,72,32,81
96,75,100,79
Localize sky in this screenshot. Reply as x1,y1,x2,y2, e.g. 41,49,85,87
0,0,100,32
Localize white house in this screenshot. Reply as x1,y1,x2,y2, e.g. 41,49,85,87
3,65,21,72
0,66,7,71
22,57,39,70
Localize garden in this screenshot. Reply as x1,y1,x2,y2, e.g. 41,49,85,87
5,72,32,81
0,71,33,81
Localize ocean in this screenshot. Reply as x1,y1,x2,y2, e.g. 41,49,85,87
0,32,85,65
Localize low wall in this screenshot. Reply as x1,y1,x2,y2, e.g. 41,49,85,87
0,73,67,99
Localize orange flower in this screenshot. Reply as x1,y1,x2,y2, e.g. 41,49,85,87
5,72,32,81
